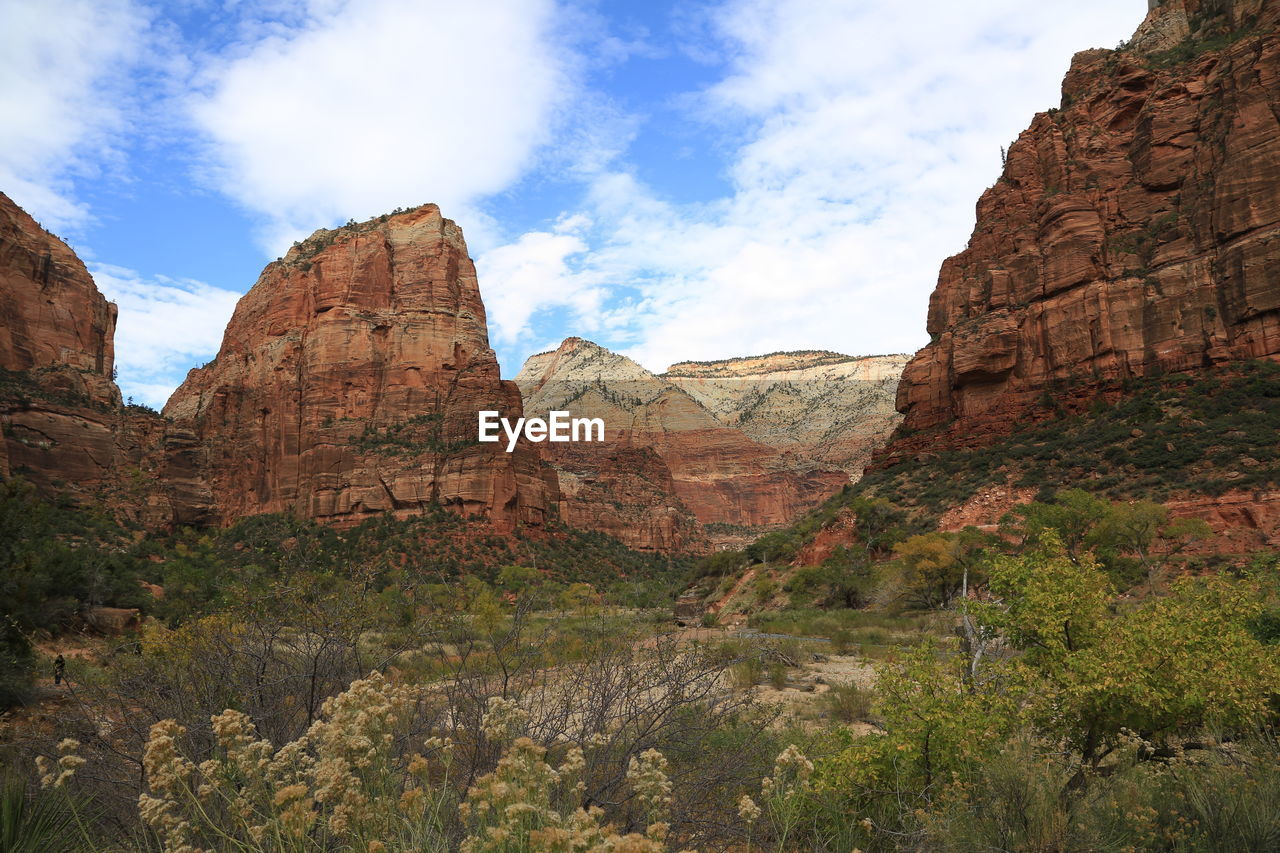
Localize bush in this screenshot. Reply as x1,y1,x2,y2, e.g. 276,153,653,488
754,576,779,604
821,683,874,723
0,771,89,852
768,660,788,690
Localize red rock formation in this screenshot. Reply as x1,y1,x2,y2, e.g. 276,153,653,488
541,441,703,552
0,192,117,396
517,338,848,550
165,206,554,530
0,189,122,497
0,191,213,525
888,0,1280,460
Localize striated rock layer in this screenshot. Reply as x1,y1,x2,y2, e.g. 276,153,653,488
0,191,210,526
664,351,908,479
887,0,1280,460
516,338,856,550
165,206,554,531
0,190,119,491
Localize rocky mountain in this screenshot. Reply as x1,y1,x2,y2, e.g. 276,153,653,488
165,206,555,531
889,0,1280,459
516,338,900,550
868,0,1280,545
0,191,209,527
663,351,907,479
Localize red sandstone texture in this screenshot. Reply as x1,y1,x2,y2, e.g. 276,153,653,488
875,0,1280,549
889,0,1280,458
0,191,203,525
164,206,554,531
0,193,116,395
537,441,705,553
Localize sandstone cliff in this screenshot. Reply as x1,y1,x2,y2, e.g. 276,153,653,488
664,351,907,479
868,0,1280,546
516,338,855,550
890,0,1280,458
0,191,210,526
165,206,554,530
0,190,118,491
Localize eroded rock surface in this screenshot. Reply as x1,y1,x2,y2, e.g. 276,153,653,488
664,352,907,479
0,191,208,525
165,206,554,530
517,339,859,550
889,0,1280,459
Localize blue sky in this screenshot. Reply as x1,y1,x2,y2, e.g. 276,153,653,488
0,0,1144,407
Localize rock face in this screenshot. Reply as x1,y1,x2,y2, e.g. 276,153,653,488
165,206,553,531
0,191,211,526
888,0,1280,459
664,352,907,479
0,193,117,396
516,339,859,550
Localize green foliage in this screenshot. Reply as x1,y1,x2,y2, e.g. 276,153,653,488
689,549,744,581
0,773,89,853
745,531,798,565
1003,489,1213,589
981,538,1280,773
886,528,991,609
0,477,151,705
0,367,111,414
983,535,1114,664
820,639,1021,800
920,735,1280,852
348,413,476,456
852,361,1280,522
820,682,874,724
803,542,1280,851
141,506,690,624
813,547,878,609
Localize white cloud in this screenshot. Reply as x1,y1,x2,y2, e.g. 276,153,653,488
190,0,576,255
0,0,150,230
479,0,1143,373
478,218,606,349
90,263,242,408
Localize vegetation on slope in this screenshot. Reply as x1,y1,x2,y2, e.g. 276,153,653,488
826,359,1279,529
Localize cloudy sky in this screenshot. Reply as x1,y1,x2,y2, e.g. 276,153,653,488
0,0,1143,406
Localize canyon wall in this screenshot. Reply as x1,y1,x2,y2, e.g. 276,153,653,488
870,0,1280,548
888,0,1280,459
517,339,886,550
665,352,907,479
165,206,554,531
0,191,210,526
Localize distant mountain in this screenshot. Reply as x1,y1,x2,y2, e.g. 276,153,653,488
516,338,904,551
664,351,907,479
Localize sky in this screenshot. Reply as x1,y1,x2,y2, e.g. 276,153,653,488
0,0,1144,407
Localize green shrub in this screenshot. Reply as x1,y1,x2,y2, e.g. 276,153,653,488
731,658,763,689
822,682,875,724
0,772,89,852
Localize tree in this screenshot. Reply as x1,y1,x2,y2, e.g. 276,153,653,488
890,528,991,610
1004,488,1109,560
980,535,1280,789
1090,500,1211,587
